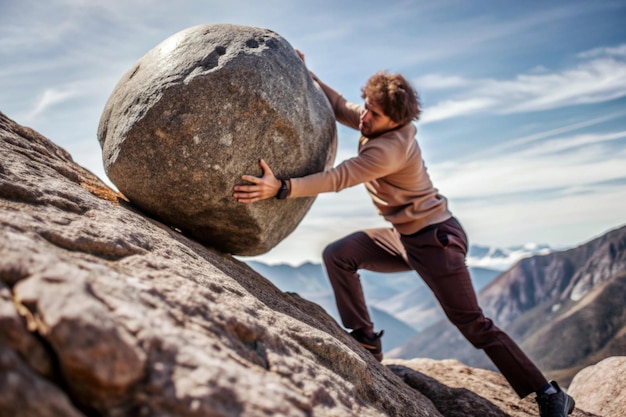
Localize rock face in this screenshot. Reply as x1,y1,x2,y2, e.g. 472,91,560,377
98,23,337,256
0,110,595,417
387,358,537,417
568,356,626,417
387,358,601,417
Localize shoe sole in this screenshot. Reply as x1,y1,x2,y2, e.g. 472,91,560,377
356,342,383,362
359,342,379,350
566,396,575,415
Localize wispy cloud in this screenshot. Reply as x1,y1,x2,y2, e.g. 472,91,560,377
414,74,473,90
465,112,625,160
578,44,626,58
418,45,626,123
25,87,81,122
432,128,626,200
517,130,626,158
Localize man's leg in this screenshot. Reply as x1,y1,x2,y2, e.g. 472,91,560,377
322,228,411,333
400,218,549,398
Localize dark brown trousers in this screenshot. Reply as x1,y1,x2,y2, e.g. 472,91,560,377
322,217,548,398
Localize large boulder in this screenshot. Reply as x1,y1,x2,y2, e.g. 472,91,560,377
98,23,337,255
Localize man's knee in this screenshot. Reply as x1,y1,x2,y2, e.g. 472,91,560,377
322,241,340,265
322,233,363,266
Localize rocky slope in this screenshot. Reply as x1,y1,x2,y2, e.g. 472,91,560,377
0,110,596,416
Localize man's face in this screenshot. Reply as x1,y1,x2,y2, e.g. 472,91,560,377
359,98,400,138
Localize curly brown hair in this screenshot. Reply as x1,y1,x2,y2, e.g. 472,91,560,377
361,71,421,124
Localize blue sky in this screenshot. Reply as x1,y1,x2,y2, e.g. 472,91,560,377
1,0,625,266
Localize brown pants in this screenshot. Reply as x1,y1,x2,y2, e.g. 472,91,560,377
322,217,548,398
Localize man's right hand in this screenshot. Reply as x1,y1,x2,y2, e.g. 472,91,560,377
296,49,320,83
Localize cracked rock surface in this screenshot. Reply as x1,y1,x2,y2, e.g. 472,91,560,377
97,24,337,256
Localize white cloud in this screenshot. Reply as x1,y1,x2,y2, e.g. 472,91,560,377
517,130,626,158
456,182,626,248
421,98,496,123
419,55,626,124
414,74,473,90
431,129,626,200
25,87,80,121
503,58,626,112
465,112,624,160
577,43,626,58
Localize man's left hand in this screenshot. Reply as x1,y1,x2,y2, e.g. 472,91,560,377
233,159,281,204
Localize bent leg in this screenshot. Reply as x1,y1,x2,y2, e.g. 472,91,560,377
323,228,410,332
400,218,548,398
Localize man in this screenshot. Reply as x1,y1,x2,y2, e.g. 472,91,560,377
232,51,575,417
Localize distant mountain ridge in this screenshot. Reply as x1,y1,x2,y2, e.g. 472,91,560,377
467,243,553,270
481,225,626,328
387,224,626,386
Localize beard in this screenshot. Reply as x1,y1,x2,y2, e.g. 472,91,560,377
359,121,373,137
359,122,383,138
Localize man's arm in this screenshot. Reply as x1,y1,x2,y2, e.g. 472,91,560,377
296,50,361,130
234,129,406,203
296,50,339,104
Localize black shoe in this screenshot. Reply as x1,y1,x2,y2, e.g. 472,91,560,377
349,329,384,361
536,381,575,417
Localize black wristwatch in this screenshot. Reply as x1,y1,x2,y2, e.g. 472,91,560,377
276,178,289,200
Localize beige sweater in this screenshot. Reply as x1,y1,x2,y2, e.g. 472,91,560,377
290,82,451,235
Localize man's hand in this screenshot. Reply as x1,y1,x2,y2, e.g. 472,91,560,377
233,159,282,204
295,49,320,83
295,49,305,62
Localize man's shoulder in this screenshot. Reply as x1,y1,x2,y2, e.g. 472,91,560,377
397,123,417,139
363,126,416,158
376,123,417,145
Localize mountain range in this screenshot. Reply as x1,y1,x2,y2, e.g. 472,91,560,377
387,224,626,386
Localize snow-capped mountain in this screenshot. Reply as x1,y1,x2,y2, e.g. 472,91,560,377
467,243,553,270
388,224,626,386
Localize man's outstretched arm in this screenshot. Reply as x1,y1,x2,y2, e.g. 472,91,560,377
296,49,361,130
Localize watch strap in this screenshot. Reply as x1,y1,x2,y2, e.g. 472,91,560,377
276,178,289,199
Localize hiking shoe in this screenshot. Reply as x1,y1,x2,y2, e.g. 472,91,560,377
536,381,575,417
349,329,384,361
